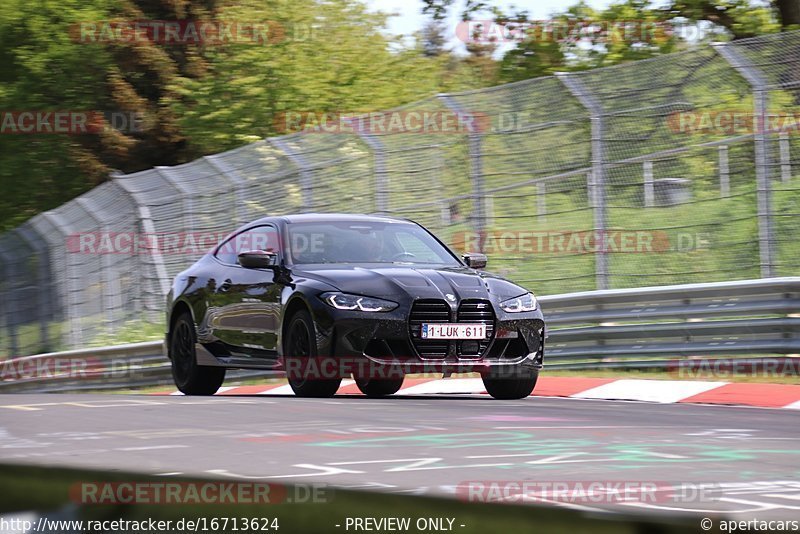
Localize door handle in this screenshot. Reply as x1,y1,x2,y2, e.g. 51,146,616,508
219,279,233,292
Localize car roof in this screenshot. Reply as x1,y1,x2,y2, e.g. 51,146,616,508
251,213,416,226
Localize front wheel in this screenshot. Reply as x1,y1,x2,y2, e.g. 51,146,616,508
169,312,225,395
482,368,538,400
354,376,404,397
284,309,341,398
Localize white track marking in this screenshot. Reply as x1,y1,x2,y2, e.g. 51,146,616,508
400,378,484,395
571,379,726,403
327,457,514,472
206,465,364,479
116,445,189,451
257,384,296,395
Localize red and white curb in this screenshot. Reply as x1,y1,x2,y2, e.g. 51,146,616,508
161,376,800,409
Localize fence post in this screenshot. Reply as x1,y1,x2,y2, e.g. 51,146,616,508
155,167,195,232
0,243,18,356
75,197,119,336
714,43,775,278
350,123,388,214
780,131,792,183
269,137,315,211
204,154,249,225
557,73,609,290
537,182,547,221
719,145,730,198
39,211,82,348
111,174,170,322
15,225,52,351
438,94,487,247
643,161,654,207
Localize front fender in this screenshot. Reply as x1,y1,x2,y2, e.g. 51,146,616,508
277,276,339,358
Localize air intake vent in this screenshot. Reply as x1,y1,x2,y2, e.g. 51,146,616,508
409,299,450,359
457,300,494,357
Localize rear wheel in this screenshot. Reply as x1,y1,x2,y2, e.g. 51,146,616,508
169,312,225,395
354,376,404,397
482,367,538,400
284,309,341,398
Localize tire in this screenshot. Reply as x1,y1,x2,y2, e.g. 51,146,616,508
284,309,341,398
482,367,539,400
169,312,225,395
354,376,404,397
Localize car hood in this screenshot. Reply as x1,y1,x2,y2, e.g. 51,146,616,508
294,264,528,303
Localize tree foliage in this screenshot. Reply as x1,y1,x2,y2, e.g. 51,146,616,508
0,0,796,231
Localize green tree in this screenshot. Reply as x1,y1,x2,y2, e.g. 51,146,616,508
0,0,481,231
0,0,114,229
425,0,793,85
168,0,452,153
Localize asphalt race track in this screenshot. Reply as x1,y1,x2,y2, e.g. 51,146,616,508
1,393,799,520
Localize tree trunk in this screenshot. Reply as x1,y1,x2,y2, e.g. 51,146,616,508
776,0,800,27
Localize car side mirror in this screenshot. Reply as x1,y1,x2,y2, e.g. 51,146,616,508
462,252,487,269
238,250,278,269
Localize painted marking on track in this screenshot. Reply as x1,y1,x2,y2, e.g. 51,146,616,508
719,497,800,511
491,425,655,430
620,501,725,514
0,402,83,411
765,494,800,501
206,465,364,479
117,445,189,452
339,482,397,490
469,416,580,422
0,399,167,411
616,450,688,459
328,457,514,472
524,453,599,465
0,398,263,412
517,496,611,514
0,428,52,448
105,428,235,440
61,401,166,408
465,453,542,459
784,400,800,410
166,387,238,396
572,379,726,404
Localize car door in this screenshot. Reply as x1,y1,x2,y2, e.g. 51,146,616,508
206,225,283,360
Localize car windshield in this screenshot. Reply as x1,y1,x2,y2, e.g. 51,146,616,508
287,221,460,266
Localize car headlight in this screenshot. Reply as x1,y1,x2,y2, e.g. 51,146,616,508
499,292,538,313
320,292,398,312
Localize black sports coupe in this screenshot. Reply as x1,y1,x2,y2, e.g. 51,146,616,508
165,214,545,399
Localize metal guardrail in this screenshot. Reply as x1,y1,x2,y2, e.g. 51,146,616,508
1,277,798,392
0,341,275,393
541,277,800,368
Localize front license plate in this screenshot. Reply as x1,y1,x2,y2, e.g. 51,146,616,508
421,323,487,340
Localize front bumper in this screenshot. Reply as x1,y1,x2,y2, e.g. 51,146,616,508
306,297,545,376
